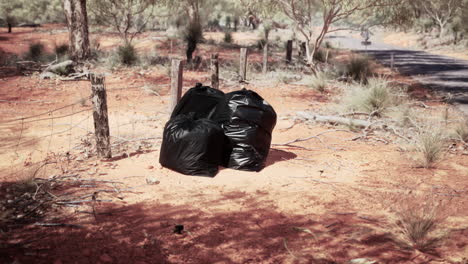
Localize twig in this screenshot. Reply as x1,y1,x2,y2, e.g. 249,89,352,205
34,222,83,228
55,199,112,205
274,129,353,145
283,238,297,259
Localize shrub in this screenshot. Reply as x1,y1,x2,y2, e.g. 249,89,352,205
339,55,372,83
184,21,203,62
117,43,138,66
26,43,45,62
313,48,328,63
454,120,468,142
393,194,448,252
417,130,444,168
324,41,333,49
223,31,233,43
344,77,398,116
308,72,328,92
54,44,69,57
257,39,267,49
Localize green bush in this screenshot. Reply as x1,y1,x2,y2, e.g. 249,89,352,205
324,41,334,49
26,43,45,62
184,21,203,61
54,44,69,57
339,55,372,83
223,31,233,43
117,44,138,66
313,48,328,63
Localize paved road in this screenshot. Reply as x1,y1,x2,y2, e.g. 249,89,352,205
328,35,468,115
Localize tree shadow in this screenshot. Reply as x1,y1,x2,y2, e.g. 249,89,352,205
2,185,460,263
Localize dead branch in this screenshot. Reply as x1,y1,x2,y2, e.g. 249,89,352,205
34,222,83,228
296,111,381,129
273,129,354,151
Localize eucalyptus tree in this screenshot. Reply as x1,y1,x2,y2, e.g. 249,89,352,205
63,0,90,60
276,0,394,66
89,0,159,43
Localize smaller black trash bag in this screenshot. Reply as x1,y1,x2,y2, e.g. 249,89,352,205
224,89,277,171
159,113,226,177
170,83,230,124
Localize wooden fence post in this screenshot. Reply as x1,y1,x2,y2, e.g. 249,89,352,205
211,54,219,89
286,40,293,64
239,48,248,82
262,43,268,74
90,73,111,159
170,59,183,112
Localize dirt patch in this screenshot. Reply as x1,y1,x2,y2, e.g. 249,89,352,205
1,25,467,263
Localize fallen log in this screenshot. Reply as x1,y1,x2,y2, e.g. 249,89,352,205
45,60,74,75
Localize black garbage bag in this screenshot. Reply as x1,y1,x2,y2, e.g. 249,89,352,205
171,83,230,124
223,89,277,171
159,113,226,177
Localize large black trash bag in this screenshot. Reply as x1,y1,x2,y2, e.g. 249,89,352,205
223,89,277,171
159,113,226,177
171,83,230,124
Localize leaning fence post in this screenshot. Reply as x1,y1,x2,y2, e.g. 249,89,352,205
211,53,219,89
286,40,293,64
90,73,111,159
170,59,183,112
262,43,268,74
239,48,248,82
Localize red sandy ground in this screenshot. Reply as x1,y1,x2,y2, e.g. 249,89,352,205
0,25,467,264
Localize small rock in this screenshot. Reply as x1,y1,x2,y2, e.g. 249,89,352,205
99,254,113,263
146,176,160,185
147,165,154,170
7,200,13,204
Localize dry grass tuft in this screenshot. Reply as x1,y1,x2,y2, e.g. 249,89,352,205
392,193,449,252
454,119,468,142
417,130,445,168
308,71,329,92
343,77,404,116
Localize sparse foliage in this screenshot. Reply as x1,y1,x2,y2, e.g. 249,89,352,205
224,31,233,43
26,43,45,62
117,43,138,65
393,193,448,252
89,0,158,43
417,130,445,168
339,55,372,83
308,71,329,92
276,0,394,66
454,119,468,142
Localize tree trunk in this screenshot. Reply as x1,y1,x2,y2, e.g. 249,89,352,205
7,23,12,33
63,0,90,61
286,40,293,64
438,21,446,39
305,40,313,65
186,42,196,63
